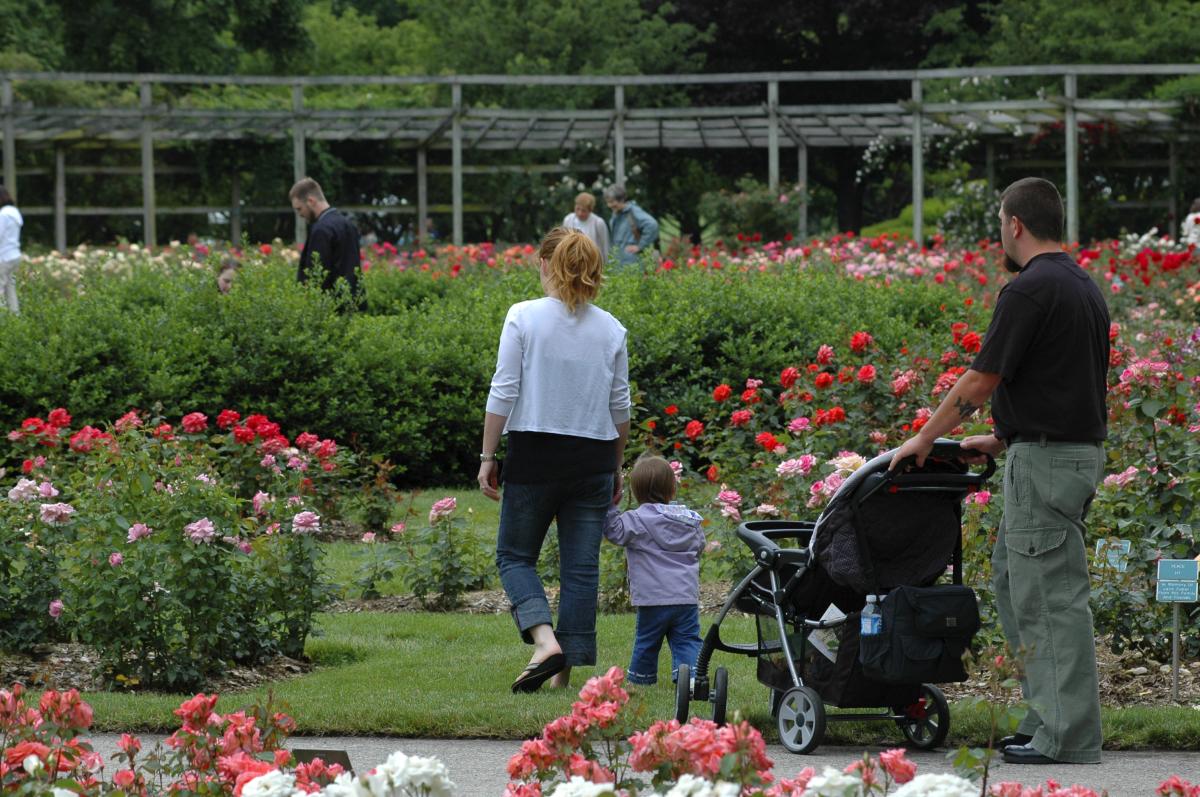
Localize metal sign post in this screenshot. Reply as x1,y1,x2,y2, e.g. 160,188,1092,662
1155,559,1199,702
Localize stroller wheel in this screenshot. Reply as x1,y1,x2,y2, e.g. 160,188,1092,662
894,683,950,750
776,686,826,754
710,667,728,726
674,664,690,724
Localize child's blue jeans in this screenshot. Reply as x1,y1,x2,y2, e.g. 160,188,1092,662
627,604,701,685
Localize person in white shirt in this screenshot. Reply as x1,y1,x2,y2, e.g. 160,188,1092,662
0,185,22,314
478,227,631,694
1180,198,1200,245
562,192,609,260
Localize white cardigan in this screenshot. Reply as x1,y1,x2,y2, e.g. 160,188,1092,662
487,297,631,439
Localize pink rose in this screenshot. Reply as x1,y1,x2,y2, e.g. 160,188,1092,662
184,517,217,544
38,481,59,498
253,491,272,515
390,522,406,535
291,511,321,534
181,412,208,434
361,532,377,543
127,522,153,543
49,599,64,618
428,497,457,524
109,552,123,567
39,502,76,525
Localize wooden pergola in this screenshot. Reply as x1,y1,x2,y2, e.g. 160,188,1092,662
1,64,1197,248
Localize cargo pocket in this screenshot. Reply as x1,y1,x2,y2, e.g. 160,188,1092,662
1004,526,1072,612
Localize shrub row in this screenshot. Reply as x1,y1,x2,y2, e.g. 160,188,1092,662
0,259,959,485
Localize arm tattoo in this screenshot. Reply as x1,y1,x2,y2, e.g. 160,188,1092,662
953,395,980,420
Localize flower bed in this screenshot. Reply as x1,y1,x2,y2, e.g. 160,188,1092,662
3,675,1198,796
1,409,352,690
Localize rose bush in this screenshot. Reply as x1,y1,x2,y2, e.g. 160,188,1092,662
1,408,352,689
4,677,1200,796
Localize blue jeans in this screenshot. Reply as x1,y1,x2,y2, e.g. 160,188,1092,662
627,604,702,685
496,472,613,667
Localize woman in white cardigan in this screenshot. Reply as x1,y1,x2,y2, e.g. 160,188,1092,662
478,228,631,693
0,185,22,314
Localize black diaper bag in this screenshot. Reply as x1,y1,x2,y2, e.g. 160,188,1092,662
858,584,980,684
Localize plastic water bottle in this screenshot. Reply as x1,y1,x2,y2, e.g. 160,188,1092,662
860,595,882,636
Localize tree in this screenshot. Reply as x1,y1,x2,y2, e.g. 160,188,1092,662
56,0,309,73
650,0,989,232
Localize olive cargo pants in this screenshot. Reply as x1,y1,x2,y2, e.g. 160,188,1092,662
991,440,1105,763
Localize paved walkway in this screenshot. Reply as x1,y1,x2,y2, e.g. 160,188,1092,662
89,734,1198,796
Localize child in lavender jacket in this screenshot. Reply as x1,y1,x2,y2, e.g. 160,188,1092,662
605,454,705,685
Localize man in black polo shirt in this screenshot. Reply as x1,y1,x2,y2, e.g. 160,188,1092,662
289,177,363,310
891,177,1110,765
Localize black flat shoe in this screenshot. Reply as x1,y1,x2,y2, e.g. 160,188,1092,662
1002,744,1058,765
511,653,565,694
998,733,1033,748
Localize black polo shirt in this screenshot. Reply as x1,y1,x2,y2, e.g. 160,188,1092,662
971,251,1110,442
297,207,362,301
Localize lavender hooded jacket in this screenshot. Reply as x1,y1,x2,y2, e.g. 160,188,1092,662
604,502,705,606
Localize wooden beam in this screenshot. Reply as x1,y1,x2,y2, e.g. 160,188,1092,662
54,145,65,250
911,78,923,244
3,80,16,200
292,84,306,243
140,83,156,247
469,117,497,149
451,83,463,245
767,81,779,191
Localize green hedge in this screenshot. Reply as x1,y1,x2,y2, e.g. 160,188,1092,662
0,260,956,485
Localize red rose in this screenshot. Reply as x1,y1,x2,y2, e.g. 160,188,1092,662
850,331,873,353
960,331,982,353
232,425,256,444
647,420,657,430
741,388,761,404
255,421,281,440
296,432,320,451
47,408,72,428
217,409,240,429
780,367,800,388
950,321,968,344
113,770,137,789
730,409,753,427
838,367,854,383
814,373,833,389
712,384,733,402
685,420,704,441
857,365,877,384
244,413,270,432
828,406,846,423
755,431,779,451
664,404,679,416
181,412,208,434
21,459,33,473
260,244,272,255
315,439,338,460
152,424,174,440
706,465,719,482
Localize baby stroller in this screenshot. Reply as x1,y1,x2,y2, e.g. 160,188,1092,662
675,439,994,754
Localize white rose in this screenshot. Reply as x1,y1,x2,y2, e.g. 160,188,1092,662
242,770,299,797
891,773,979,797
548,776,618,797
661,774,741,797
23,754,43,774
804,765,864,797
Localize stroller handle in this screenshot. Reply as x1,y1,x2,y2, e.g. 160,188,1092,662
834,438,995,509
736,520,815,567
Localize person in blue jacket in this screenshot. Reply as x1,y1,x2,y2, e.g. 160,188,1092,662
605,454,705,685
604,184,658,270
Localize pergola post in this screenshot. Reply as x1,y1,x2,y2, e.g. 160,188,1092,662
54,146,66,251
911,78,924,243
985,141,996,193
1168,139,1179,233
416,146,428,248
292,84,307,244
451,83,463,246
614,85,626,185
230,170,242,243
767,81,780,192
139,82,157,248
1,80,14,200
797,139,808,240
1064,73,1079,244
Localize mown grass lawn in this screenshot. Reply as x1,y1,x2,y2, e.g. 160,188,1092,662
83,613,1200,750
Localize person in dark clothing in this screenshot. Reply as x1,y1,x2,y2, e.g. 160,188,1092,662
289,177,363,308
890,177,1110,766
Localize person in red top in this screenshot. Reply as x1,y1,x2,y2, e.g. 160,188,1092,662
891,177,1110,766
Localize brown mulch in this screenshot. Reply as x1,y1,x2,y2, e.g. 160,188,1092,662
0,644,312,695
5,584,1197,706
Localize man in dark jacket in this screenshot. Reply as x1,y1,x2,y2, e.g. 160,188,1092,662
289,177,363,309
